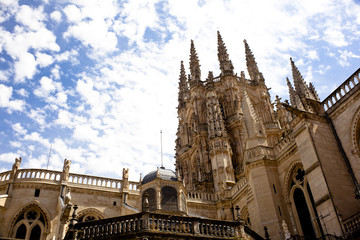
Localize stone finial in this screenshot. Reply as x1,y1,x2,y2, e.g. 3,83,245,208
189,40,201,86
217,31,234,76
206,71,214,89
62,159,71,181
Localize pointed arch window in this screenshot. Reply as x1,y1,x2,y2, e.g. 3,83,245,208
288,165,322,239
11,206,47,240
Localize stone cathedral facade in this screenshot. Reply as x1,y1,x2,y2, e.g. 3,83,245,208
0,32,360,240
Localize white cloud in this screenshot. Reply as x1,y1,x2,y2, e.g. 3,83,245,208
15,5,46,31
338,50,360,67
14,52,37,82
63,4,82,23
0,84,26,112
12,123,27,135
15,88,29,97
64,19,118,53
36,52,54,67
50,10,62,22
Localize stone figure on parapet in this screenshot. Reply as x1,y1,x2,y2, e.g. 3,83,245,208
11,157,22,179
62,159,71,181
123,168,129,190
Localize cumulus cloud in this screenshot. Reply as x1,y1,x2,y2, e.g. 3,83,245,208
50,10,62,22
12,123,27,135
0,84,26,112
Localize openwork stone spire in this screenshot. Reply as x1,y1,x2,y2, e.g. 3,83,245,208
244,39,264,84
290,58,314,100
309,82,320,101
217,31,234,76
189,40,201,87
178,61,189,109
286,77,305,111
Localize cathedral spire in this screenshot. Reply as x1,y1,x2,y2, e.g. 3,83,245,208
286,77,305,110
189,40,201,87
290,58,313,99
178,61,189,109
244,39,264,84
286,77,297,107
217,31,234,76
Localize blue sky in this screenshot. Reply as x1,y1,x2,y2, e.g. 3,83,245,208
0,0,359,181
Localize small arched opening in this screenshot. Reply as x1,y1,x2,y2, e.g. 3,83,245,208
143,188,157,211
161,186,178,211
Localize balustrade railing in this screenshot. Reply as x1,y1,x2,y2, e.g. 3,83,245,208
187,191,218,202
322,68,360,111
230,177,248,196
71,212,241,240
0,168,141,192
67,173,123,190
344,212,360,234
0,171,11,182
16,169,61,182
245,145,275,160
273,134,294,155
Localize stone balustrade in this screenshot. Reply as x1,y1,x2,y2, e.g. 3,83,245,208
71,212,241,240
187,191,218,202
230,177,248,196
68,173,122,190
16,169,61,182
245,145,275,160
322,68,360,111
344,212,360,235
0,171,11,182
0,168,140,192
273,134,294,155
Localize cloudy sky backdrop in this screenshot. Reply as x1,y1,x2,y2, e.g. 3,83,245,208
0,0,360,180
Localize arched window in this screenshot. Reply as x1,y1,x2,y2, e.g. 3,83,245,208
143,188,156,211
77,209,105,222
288,165,321,239
161,186,178,211
11,205,47,240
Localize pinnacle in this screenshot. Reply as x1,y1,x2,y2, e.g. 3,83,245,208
217,31,233,76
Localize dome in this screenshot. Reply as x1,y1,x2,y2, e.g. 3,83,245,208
142,167,177,184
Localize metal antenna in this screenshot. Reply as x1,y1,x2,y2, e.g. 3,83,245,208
160,130,164,168
47,144,52,169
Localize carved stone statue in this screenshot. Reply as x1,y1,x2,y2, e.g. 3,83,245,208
282,220,291,239
62,159,71,181
11,157,22,178
123,168,129,189
64,188,72,205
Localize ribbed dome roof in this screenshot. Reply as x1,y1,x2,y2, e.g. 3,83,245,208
142,167,177,184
